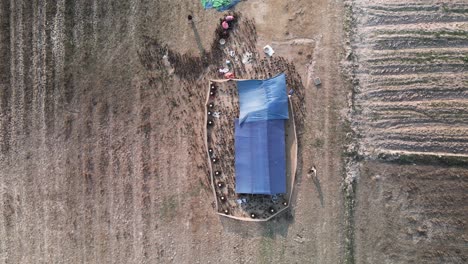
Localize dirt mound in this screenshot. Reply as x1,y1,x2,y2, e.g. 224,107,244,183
0,0,349,263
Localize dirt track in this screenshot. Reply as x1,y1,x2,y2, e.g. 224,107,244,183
1,0,466,263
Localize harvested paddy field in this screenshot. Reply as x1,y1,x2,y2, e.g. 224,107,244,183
350,0,468,157
348,0,468,263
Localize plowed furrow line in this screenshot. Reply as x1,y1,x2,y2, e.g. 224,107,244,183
108,123,120,264
115,98,137,263
34,2,50,262
360,75,467,89
1,189,15,263
361,101,468,112
368,112,468,122
61,0,80,260
363,98,468,107
53,0,66,112
124,152,136,264
31,5,50,262
377,141,467,155
365,106,468,119
364,56,466,66
50,0,68,256
91,0,98,46
365,63,466,75
366,5,440,13
362,11,468,27
372,31,468,40
362,110,468,124
0,169,6,262
138,85,153,263
372,37,468,50
399,172,467,182
63,121,82,263
129,95,141,263
21,155,38,262
33,1,47,144
82,101,96,264
362,47,468,59
365,4,468,14
371,134,468,144
370,126,468,137
110,125,136,264
21,1,33,138
0,0,12,158
44,0,57,142
357,74,465,90
12,183,24,263
365,119,468,130
363,72,467,88
45,1,63,259
359,87,468,102
1,190,18,263
63,0,75,105
412,186,468,197
96,101,111,264
74,129,86,264
81,0,94,50
10,0,25,153
359,24,467,37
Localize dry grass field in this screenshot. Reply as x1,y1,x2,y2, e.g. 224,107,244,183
0,0,466,263
350,1,468,158
348,1,468,263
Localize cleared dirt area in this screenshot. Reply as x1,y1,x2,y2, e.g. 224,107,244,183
349,1,468,157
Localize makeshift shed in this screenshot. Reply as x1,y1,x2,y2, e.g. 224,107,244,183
234,72,290,195
237,73,289,124
234,119,287,195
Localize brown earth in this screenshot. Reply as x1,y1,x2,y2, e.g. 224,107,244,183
0,0,348,263
1,0,466,263
348,0,468,263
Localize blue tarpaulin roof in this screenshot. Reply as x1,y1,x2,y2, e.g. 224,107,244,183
234,119,286,195
201,0,240,11
237,73,289,124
